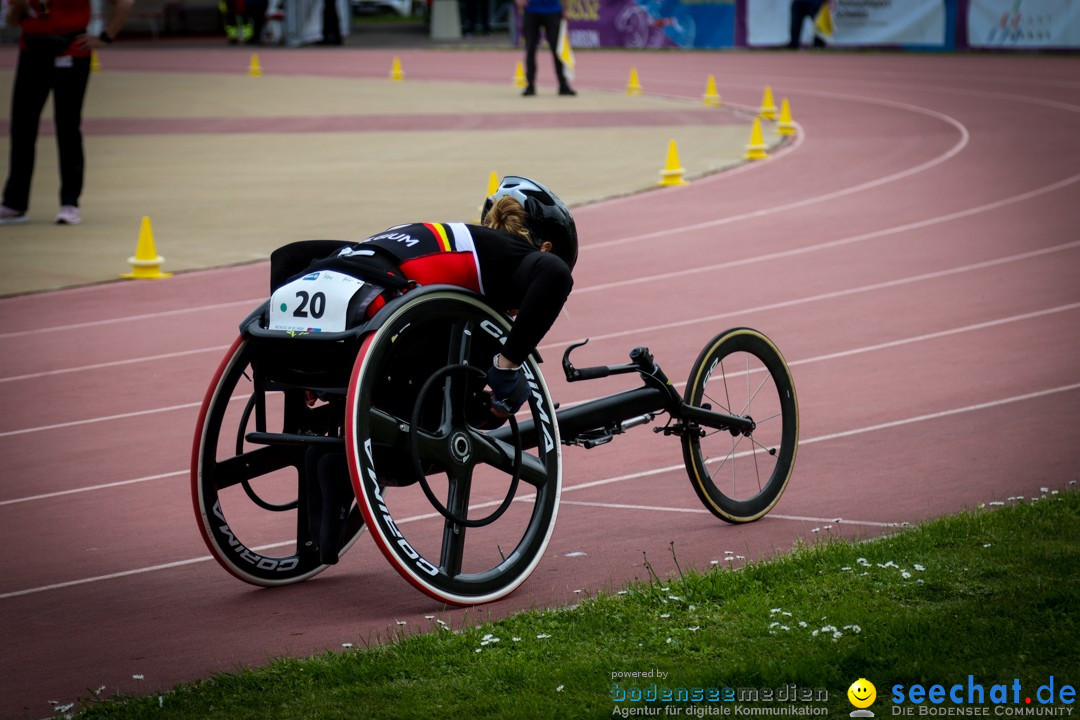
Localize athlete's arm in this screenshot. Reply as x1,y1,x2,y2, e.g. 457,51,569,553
499,252,573,366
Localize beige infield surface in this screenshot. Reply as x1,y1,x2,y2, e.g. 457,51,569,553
0,68,777,296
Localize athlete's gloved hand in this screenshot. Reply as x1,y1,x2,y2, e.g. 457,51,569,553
486,356,530,417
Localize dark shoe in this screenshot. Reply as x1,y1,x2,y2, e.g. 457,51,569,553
522,85,536,96
559,85,576,96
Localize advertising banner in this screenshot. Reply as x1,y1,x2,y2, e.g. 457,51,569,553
564,0,736,49
746,0,947,48
968,0,1080,48
830,0,946,46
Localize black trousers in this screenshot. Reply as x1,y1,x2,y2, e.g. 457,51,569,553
788,0,826,48
3,46,91,211
522,11,568,89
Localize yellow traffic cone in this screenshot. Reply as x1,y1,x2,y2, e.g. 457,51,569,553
90,50,102,73
389,56,405,81
758,85,777,120
744,118,769,161
627,67,642,96
703,74,721,106
121,216,172,279
657,139,688,186
513,61,527,88
248,53,262,76
479,171,500,218
777,98,796,136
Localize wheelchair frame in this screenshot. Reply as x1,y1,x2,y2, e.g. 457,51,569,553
192,285,798,605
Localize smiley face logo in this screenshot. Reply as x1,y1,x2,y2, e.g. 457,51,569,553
848,678,877,708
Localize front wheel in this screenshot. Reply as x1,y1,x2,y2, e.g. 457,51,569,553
681,328,798,522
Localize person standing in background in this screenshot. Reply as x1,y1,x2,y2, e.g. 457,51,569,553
0,0,134,226
516,0,574,96
788,0,826,49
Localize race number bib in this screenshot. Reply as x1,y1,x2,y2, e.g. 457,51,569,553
269,271,368,333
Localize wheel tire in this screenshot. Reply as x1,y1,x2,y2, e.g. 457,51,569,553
345,290,562,605
191,336,365,586
681,328,798,522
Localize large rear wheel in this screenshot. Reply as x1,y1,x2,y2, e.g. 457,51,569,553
346,290,562,606
191,337,365,585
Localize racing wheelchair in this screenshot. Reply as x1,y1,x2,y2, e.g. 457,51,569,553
191,284,798,606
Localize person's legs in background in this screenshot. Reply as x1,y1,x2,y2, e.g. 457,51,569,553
51,55,91,224
540,11,573,94
521,12,541,95
2,50,53,222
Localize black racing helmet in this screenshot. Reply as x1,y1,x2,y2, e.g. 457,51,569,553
481,176,578,271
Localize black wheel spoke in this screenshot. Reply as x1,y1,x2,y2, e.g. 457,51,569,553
439,467,473,576
214,445,302,490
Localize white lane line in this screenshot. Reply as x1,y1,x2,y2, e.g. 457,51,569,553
0,298,262,340
579,169,1080,280
0,470,187,507
0,401,203,439
0,345,229,384
542,239,1080,350
583,93,970,235
3,381,1074,601
559,500,897,528
6,235,1077,388
4,257,1078,439
6,300,1074,507
1,82,1072,340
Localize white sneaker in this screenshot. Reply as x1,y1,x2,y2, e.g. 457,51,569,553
56,205,81,225
0,204,28,225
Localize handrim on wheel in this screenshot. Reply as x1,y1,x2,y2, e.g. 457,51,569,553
345,290,562,606
681,327,798,522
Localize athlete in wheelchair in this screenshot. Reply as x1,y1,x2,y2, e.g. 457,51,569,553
192,176,799,606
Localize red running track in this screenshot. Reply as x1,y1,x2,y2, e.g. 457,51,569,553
2,49,1079,718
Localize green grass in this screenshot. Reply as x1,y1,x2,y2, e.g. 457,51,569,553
77,490,1080,719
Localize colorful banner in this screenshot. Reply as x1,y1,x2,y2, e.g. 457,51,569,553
746,0,948,48
968,0,1080,48
564,0,735,49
